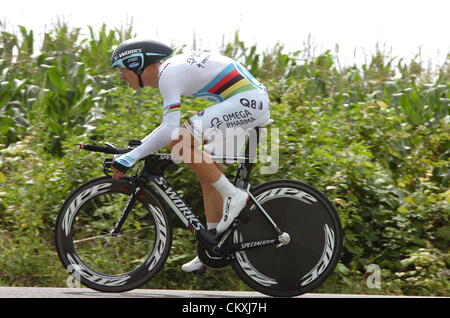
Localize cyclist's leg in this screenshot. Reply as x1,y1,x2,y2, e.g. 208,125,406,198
182,171,223,273
199,163,226,224
183,89,271,233
168,134,230,225
168,132,221,183
168,134,236,230
169,133,248,234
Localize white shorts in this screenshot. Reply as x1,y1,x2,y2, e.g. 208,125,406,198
184,88,271,165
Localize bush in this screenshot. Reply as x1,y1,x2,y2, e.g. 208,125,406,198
0,23,448,296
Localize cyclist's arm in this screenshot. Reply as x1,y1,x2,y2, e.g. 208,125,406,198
112,116,180,174
125,110,180,161
113,68,182,169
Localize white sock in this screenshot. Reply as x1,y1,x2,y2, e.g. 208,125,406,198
211,174,236,198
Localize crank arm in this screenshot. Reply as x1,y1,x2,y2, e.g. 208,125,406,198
214,232,291,254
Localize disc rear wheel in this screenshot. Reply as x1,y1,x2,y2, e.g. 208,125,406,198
231,180,343,297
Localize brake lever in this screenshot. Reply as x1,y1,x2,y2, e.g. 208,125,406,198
104,142,116,149
103,158,114,176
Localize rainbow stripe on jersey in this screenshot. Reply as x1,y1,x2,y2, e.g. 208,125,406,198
193,63,263,102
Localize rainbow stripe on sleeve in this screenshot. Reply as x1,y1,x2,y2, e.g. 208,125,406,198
165,103,181,114
193,63,260,102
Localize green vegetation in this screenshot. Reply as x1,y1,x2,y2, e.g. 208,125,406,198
0,21,448,296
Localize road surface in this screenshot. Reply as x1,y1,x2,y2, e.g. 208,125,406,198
0,287,443,298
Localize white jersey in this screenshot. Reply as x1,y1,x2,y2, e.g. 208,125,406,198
116,51,269,168
159,51,265,107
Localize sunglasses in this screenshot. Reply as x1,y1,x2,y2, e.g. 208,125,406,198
112,52,167,71
112,54,144,70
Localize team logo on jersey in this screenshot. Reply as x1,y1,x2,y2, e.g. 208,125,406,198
210,110,257,129
210,117,224,128
186,52,210,68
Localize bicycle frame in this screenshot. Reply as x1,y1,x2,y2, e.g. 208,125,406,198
107,128,287,255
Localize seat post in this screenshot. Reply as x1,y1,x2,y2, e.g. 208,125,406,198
233,126,261,189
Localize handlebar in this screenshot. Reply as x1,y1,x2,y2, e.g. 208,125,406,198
79,144,130,154
78,141,142,176
78,140,141,155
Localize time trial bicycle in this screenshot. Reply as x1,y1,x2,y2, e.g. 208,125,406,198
54,126,343,297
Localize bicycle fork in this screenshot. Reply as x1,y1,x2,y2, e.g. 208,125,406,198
110,186,142,236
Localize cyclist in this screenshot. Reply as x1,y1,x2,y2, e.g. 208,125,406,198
110,38,271,273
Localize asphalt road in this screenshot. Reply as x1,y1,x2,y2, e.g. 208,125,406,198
0,287,442,298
